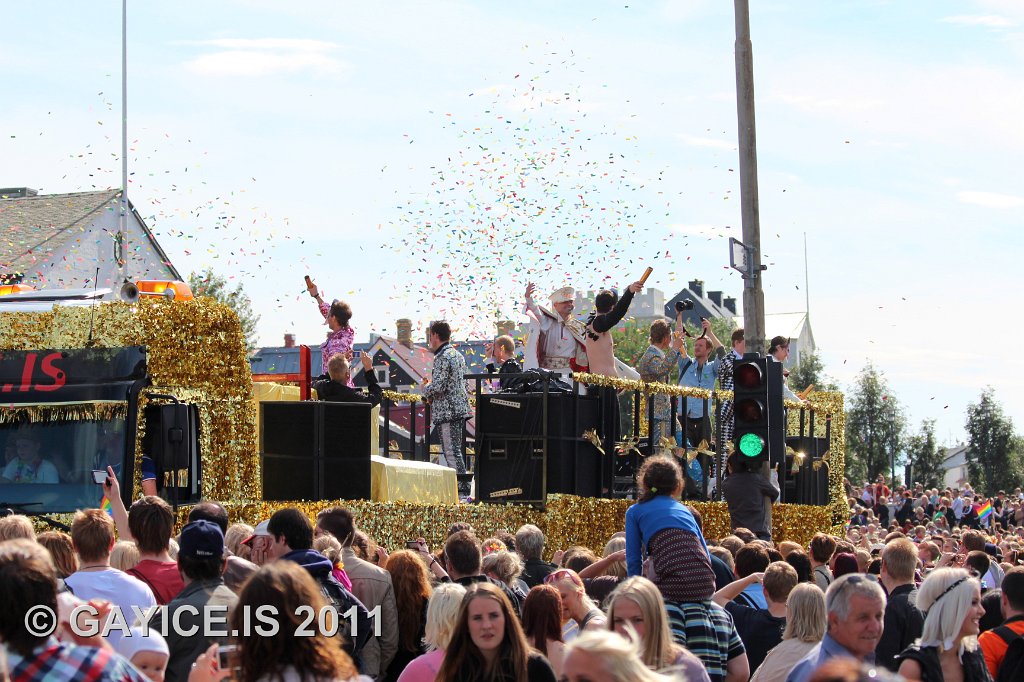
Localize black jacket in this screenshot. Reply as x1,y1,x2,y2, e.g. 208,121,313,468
722,470,779,538
876,583,924,671
486,358,523,391
520,558,558,588
282,549,372,664
313,367,382,407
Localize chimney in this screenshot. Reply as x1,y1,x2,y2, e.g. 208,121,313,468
688,279,704,298
496,320,515,338
396,318,413,348
723,297,737,314
283,333,296,348
707,291,723,307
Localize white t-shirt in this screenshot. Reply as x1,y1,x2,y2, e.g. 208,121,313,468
1,457,59,483
64,567,157,642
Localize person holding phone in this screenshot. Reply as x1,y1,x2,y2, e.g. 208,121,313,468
188,562,365,682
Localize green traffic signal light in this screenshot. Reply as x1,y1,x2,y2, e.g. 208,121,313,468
738,432,765,458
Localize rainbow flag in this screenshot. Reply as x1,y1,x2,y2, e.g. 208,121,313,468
100,495,113,517
975,501,992,520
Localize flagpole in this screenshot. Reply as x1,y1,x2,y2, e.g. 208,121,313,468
119,0,129,283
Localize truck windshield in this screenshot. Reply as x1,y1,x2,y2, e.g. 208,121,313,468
0,418,128,514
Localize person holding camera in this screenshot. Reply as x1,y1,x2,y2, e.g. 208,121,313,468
676,316,724,449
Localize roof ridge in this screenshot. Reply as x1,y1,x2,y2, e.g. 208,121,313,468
0,188,119,201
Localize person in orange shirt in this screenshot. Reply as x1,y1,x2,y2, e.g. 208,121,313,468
978,566,1024,679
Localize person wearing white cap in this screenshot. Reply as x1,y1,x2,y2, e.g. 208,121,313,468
114,627,169,682
241,519,273,566
522,282,589,376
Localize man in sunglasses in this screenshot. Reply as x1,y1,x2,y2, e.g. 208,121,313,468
786,573,886,682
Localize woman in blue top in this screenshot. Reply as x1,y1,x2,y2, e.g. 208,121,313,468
625,456,715,603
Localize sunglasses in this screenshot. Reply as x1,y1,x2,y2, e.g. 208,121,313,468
544,569,582,587
828,574,878,605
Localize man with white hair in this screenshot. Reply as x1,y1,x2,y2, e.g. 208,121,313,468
516,523,557,587
786,574,887,682
523,282,589,375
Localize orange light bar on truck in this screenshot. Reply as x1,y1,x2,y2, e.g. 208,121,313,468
0,284,34,296
136,280,194,301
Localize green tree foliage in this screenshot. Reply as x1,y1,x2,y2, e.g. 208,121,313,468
188,268,261,352
845,363,906,486
788,349,839,393
613,314,735,438
965,387,1024,495
906,419,945,489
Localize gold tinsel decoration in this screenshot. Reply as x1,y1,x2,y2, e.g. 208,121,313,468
0,401,127,424
10,302,847,545
0,298,258,502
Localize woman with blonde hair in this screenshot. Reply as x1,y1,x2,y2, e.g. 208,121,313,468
224,523,253,560
0,514,35,542
109,540,140,572
750,583,827,682
606,577,709,680
896,567,990,682
545,568,606,639
37,531,78,579
397,582,466,682
602,536,627,578
561,629,678,682
436,582,556,682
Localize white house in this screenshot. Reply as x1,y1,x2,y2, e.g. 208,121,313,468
733,311,817,368
0,188,180,295
942,444,970,489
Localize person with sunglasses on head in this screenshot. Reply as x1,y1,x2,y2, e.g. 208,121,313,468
896,567,991,682
545,567,606,640
786,573,887,682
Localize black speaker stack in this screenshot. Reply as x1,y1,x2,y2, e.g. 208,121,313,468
260,401,372,501
783,435,831,505
474,393,602,504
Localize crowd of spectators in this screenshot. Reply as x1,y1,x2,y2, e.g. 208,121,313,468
2,462,1024,681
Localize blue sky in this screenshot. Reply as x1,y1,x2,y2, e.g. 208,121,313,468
3,1,1022,447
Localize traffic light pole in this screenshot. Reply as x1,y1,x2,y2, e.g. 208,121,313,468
734,0,765,356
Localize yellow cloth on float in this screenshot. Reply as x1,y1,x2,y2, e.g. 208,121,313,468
370,455,457,504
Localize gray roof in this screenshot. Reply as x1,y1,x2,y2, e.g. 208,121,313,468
0,189,180,279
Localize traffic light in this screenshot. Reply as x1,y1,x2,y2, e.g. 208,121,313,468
732,356,784,465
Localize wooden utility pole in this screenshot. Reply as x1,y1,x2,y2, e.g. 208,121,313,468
733,0,773,521
733,0,765,355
